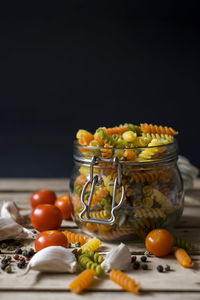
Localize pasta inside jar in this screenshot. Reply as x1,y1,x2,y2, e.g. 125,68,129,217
70,124,184,242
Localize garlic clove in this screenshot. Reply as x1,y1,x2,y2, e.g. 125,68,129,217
101,243,132,272
0,217,34,241
24,246,78,273
0,201,22,222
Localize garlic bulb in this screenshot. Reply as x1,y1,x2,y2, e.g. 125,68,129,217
101,243,132,272
1,201,22,222
0,217,34,241
24,246,78,273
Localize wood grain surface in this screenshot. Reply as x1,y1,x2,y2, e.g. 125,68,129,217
0,178,200,300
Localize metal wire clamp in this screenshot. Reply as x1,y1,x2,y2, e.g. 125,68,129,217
79,156,125,225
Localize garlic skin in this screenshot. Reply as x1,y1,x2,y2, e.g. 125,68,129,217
25,246,78,273
0,217,34,241
1,201,22,222
101,243,132,272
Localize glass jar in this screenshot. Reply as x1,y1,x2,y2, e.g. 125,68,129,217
70,141,184,242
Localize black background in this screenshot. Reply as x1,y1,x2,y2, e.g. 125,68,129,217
0,2,200,178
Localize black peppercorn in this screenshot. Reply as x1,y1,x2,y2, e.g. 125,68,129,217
157,265,163,272
23,251,31,258
133,261,140,270
17,260,26,269
15,248,22,254
29,248,35,256
141,256,147,262
142,264,148,270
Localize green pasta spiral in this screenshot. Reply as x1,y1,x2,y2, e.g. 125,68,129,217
74,182,83,197
78,253,104,276
94,128,116,146
173,236,193,253
122,123,142,135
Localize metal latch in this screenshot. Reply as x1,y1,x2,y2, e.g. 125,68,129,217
79,156,125,225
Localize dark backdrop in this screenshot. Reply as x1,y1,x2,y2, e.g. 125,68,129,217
0,2,200,177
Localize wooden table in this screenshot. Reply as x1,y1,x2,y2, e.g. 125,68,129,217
0,178,200,300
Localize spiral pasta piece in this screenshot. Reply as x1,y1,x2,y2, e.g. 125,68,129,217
81,237,102,253
122,131,137,142
141,123,178,136
152,188,174,212
74,182,83,197
123,149,137,161
89,210,111,219
78,254,104,276
101,143,113,158
76,129,94,145
142,133,174,144
122,123,142,135
69,269,96,294
110,270,141,295
129,171,159,183
133,207,166,219
138,139,166,160
174,236,193,253
94,128,116,146
63,230,90,246
174,248,194,268
105,126,127,135
75,175,87,186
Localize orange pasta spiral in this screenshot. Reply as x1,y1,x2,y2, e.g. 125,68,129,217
101,144,113,159
105,126,127,135
76,129,94,145
141,123,178,136
63,230,89,245
92,187,109,204
130,171,159,183
123,149,137,161
110,270,141,295
69,269,96,294
75,175,88,186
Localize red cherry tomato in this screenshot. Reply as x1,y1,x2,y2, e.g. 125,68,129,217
30,190,57,209
35,230,68,252
54,195,72,220
31,204,63,232
145,229,174,257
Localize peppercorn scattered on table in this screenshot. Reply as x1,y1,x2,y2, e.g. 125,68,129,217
0,178,200,300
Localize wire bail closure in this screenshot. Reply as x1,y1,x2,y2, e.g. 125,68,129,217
79,156,125,225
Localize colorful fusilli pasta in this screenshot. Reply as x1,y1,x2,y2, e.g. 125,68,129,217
110,270,141,295
141,123,178,136
72,122,181,242
69,269,96,294
81,237,102,253
63,230,90,246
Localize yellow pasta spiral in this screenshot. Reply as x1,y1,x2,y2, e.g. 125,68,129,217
138,139,166,160
81,237,102,253
89,210,111,219
142,133,174,144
